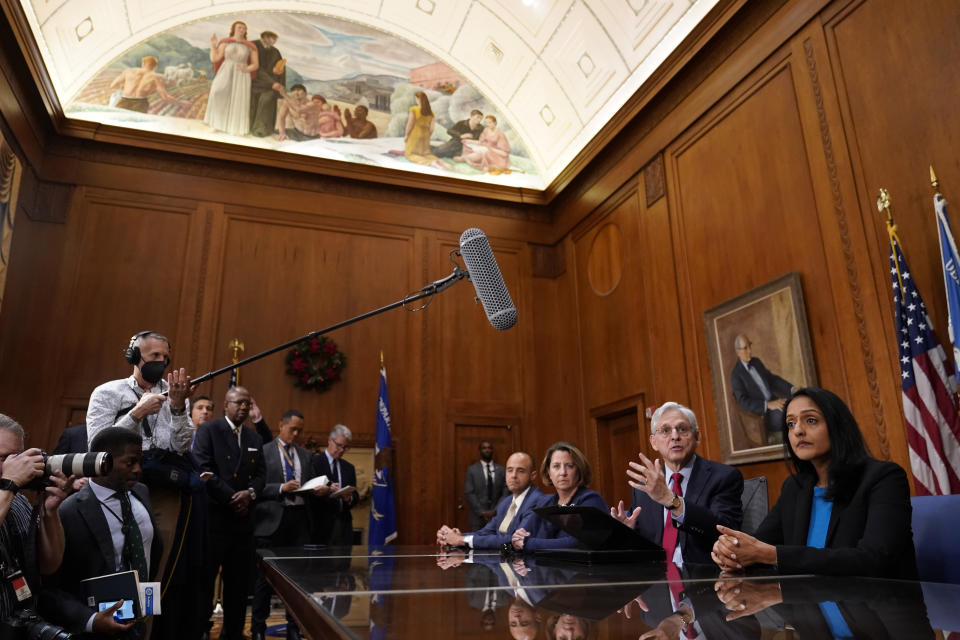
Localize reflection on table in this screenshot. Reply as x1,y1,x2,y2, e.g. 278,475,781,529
259,545,958,639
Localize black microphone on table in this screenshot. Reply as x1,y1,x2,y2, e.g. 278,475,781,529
459,228,518,331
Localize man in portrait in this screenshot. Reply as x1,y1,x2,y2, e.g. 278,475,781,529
730,333,796,443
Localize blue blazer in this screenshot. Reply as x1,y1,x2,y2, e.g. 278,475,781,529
470,487,551,549
631,455,743,565
517,486,608,551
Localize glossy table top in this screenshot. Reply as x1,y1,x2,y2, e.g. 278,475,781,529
260,546,960,639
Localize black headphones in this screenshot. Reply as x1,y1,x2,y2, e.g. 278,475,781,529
124,330,156,365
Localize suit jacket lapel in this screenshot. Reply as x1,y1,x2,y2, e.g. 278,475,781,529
791,476,816,545
76,485,117,571
684,456,709,504
264,438,282,483
296,446,313,481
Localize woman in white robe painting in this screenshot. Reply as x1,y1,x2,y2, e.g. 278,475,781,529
204,21,259,136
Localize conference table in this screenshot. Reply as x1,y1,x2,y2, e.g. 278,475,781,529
259,545,960,639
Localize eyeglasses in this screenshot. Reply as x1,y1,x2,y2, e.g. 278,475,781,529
227,400,252,408
330,438,350,451
654,424,694,437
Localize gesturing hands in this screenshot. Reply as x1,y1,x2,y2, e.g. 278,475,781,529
610,500,641,529
627,453,674,506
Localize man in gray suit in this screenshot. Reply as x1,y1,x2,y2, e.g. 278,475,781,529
464,440,508,531
251,410,328,640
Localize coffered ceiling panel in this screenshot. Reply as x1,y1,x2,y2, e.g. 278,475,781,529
10,0,722,193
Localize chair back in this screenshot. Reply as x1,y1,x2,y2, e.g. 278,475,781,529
740,476,768,534
911,494,960,583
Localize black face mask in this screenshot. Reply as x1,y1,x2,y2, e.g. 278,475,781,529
140,360,168,385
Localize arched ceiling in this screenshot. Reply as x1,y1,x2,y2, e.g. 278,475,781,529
13,0,720,193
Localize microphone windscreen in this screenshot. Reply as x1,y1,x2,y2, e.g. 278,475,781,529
459,228,518,331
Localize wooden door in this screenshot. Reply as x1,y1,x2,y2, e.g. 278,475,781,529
453,422,515,532
595,406,652,507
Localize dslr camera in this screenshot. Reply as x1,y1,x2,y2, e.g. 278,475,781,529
0,609,70,640
22,451,112,491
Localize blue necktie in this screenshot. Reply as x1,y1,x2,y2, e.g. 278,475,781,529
282,444,295,482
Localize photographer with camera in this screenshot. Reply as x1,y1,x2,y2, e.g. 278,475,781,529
39,427,161,638
0,414,73,636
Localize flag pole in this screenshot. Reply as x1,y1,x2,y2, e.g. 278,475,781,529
878,188,905,295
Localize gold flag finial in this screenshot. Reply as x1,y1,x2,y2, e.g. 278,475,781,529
930,165,940,192
877,188,893,223
379,350,385,368
228,338,245,364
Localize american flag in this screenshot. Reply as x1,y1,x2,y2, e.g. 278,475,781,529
889,229,960,495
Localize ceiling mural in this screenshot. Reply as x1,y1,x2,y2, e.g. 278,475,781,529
15,0,722,191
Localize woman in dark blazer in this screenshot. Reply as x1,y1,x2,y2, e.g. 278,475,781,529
511,441,607,551
711,387,917,578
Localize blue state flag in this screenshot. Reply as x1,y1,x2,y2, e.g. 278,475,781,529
935,192,960,387
369,365,398,545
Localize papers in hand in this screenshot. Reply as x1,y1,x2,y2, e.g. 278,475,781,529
330,485,355,498
294,475,329,493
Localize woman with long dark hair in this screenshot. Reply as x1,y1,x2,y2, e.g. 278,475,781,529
711,387,916,578
403,91,450,170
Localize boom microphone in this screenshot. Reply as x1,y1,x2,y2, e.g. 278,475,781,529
459,228,518,330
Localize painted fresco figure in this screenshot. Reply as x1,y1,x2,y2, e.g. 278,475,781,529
275,86,323,141
404,91,451,170
343,105,378,139
249,30,285,137
204,21,259,136
456,115,511,174
432,109,483,158
109,56,178,113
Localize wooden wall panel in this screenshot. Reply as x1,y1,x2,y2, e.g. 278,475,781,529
201,216,416,447
573,190,650,414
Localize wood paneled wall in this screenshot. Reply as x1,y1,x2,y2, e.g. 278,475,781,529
1,0,958,543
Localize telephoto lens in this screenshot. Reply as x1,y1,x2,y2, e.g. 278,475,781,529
22,451,113,491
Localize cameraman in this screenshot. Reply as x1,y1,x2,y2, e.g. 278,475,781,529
0,414,72,620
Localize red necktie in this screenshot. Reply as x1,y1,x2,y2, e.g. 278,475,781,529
661,472,684,562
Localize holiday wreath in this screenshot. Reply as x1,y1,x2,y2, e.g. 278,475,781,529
285,336,346,392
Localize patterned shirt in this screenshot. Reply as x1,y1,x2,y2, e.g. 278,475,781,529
0,494,38,618
86,376,192,453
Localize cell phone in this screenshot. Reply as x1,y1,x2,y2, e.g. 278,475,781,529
99,599,135,621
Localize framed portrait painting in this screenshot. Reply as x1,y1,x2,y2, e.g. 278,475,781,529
704,272,817,464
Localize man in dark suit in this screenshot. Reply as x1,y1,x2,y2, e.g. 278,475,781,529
40,427,162,637
437,451,548,549
614,402,743,566
193,386,266,640
52,423,89,454
310,424,359,547
251,409,328,640
464,440,508,531
730,334,796,438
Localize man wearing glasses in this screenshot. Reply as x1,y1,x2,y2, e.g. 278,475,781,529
310,425,358,547
611,402,743,565
193,386,266,640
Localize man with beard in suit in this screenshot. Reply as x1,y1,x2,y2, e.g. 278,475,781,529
251,410,329,640
437,451,548,550
192,386,266,640
310,424,358,547
40,427,162,637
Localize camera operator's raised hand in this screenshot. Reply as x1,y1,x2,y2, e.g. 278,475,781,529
91,599,135,635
